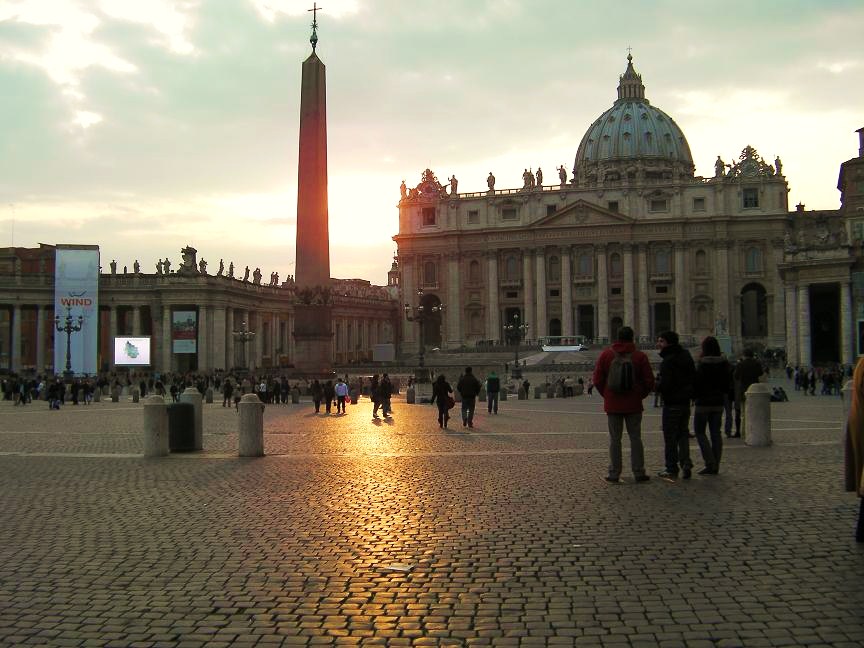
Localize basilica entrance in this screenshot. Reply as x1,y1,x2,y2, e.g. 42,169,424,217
809,283,840,364
420,292,443,349
577,305,594,341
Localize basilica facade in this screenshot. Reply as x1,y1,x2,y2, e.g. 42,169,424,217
394,55,864,367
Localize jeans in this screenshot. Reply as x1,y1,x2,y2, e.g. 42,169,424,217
723,395,734,435
693,410,723,471
606,412,646,479
461,397,477,426
437,402,450,427
661,404,692,473
487,392,499,413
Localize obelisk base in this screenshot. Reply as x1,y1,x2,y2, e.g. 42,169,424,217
292,304,334,377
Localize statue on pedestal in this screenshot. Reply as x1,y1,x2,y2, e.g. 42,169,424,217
558,165,567,185
216,259,224,276
487,172,495,192
714,312,727,336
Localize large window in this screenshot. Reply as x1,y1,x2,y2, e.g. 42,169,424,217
548,256,560,282
468,260,481,283
609,252,622,277
422,207,436,226
743,188,759,208
504,255,519,282
423,261,437,286
695,249,707,274
502,207,518,220
745,247,762,273
578,253,592,276
654,249,670,274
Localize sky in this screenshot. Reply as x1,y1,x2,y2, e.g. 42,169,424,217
1,0,863,286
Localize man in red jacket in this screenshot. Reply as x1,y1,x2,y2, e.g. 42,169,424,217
592,326,656,483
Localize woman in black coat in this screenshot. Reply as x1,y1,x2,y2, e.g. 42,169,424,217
431,374,453,429
693,336,732,475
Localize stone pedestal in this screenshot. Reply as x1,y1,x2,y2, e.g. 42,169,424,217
238,393,264,457
179,387,203,451
292,304,333,376
142,396,169,457
744,382,772,447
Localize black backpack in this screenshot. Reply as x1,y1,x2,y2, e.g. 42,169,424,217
607,351,635,393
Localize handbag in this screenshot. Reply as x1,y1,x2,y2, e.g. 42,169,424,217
447,395,456,410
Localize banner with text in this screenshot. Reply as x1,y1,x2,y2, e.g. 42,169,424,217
172,310,198,354
54,248,100,375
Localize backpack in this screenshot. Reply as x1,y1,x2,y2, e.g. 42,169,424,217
607,351,635,393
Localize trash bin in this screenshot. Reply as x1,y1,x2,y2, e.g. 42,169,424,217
167,402,196,452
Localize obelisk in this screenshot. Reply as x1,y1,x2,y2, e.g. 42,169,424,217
292,4,333,375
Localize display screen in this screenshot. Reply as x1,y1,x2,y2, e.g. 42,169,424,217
114,337,152,366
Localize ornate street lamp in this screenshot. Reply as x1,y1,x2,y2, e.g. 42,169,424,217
504,313,529,380
55,307,84,380
404,287,444,383
232,320,256,371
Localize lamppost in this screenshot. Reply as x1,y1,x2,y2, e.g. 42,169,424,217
404,287,444,383
232,320,256,371
55,307,84,380
504,313,529,380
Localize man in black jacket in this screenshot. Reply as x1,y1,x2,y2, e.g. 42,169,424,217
456,366,482,428
656,330,696,479
486,371,501,414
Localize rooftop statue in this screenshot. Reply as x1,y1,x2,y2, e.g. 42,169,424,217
487,172,495,192
536,167,543,187
558,165,567,185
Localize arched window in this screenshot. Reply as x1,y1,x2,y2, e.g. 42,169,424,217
578,253,592,276
655,249,670,274
548,256,560,282
610,252,622,277
695,249,707,274
469,260,481,283
423,261,437,286
745,247,762,273
505,255,519,281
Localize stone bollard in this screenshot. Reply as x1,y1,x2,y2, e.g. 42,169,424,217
110,386,120,403
291,387,300,404
406,386,416,404
205,387,214,404
142,395,169,457
744,382,772,446
518,387,527,400
179,386,204,451
238,393,264,457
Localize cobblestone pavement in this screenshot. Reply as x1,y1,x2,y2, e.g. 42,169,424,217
1,379,862,647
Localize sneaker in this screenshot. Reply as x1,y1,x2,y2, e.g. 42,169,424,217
682,469,692,480
634,475,650,482
657,470,678,479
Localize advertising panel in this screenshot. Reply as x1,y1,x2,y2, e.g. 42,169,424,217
54,247,99,375
172,310,197,354
114,337,152,366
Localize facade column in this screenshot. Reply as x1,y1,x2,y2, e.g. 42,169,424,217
198,305,209,372
535,249,547,338
226,307,235,369
623,243,635,329
674,244,687,335
12,305,22,373
797,285,811,368
447,254,462,348
561,247,573,336
638,245,649,340
771,244,786,347
596,245,609,343
162,305,172,373
486,252,500,341
36,305,45,373
715,242,731,339
784,284,798,366
522,250,534,337
401,256,416,350
212,306,226,371
109,306,118,370
132,306,141,336
841,281,853,366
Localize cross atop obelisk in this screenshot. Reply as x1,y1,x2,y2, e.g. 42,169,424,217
308,3,322,52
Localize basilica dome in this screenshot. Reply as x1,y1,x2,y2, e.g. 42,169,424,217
574,55,694,184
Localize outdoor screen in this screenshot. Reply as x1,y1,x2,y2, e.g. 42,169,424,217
114,337,152,366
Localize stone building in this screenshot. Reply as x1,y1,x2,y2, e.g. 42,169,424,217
0,245,398,375
394,55,863,367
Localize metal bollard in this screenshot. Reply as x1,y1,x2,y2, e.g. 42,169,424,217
744,382,772,446
179,387,204,450
238,393,265,457
142,395,169,457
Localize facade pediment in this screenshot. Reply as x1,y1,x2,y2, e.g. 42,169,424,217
533,200,636,228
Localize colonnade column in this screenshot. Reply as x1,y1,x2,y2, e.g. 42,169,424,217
674,244,687,335
486,252,500,341
637,245,649,339
226,307,235,369
535,249,547,339
212,306,226,371
36,305,45,373
287,313,295,364
11,305,22,373
447,253,462,348
522,250,534,337
596,245,609,342
109,307,118,370
161,306,172,373
252,311,262,370
198,305,209,372
841,281,853,365
623,243,635,329
784,285,798,367
132,306,141,336
561,248,573,336
797,285,811,368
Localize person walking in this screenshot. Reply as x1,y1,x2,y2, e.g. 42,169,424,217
311,379,323,413
432,374,454,428
456,366,482,428
692,336,732,475
845,355,864,542
592,326,655,483
733,348,764,438
323,380,335,414
370,374,381,418
656,330,696,480
334,378,349,414
379,374,393,417
486,371,501,414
